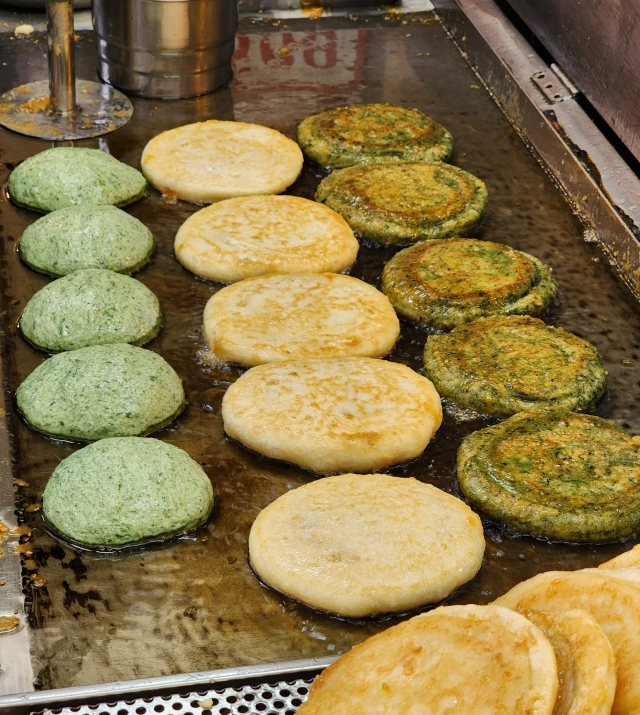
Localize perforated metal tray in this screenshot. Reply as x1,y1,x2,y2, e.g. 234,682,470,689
43,679,312,715
0,659,333,715
3,0,640,702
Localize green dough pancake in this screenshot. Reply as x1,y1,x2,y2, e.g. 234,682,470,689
381,239,557,328
43,437,214,548
423,315,606,416
315,162,487,245
297,104,454,168
20,269,161,352
16,344,185,441
19,205,154,276
8,147,147,213
458,412,640,542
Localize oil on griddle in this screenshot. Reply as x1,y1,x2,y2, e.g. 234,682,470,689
0,14,639,691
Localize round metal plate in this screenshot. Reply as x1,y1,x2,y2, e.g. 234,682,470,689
0,79,133,140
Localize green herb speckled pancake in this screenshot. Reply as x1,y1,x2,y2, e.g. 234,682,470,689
16,344,185,441
19,205,154,276
20,269,161,352
8,148,147,213
43,437,214,548
381,239,557,328
297,104,454,168
458,412,640,542
423,315,606,416
315,162,487,245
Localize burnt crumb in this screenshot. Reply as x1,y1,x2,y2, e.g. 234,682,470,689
33,548,49,568
60,555,87,580
49,543,65,560
183,606,198,620
62,580,102,610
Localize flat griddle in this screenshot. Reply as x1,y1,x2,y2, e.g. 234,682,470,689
1,6,640,698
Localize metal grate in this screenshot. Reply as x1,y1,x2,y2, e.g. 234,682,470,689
41,679,314,715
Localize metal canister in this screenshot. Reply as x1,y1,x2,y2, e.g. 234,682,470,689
93,0,238,99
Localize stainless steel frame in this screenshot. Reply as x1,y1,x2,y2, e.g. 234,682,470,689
499,0,640,167
433,0,640,299
3,0,640,703
0,249,33,697
0,657,335,715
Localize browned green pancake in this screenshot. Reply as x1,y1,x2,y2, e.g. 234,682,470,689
297,104,454,168
315,162,487,245
458,412,640,542
423,315,606,415
381,239,557,328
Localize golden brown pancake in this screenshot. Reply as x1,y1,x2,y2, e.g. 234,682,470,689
203,273,400,366
141,121,303,203
298,604,558,715
496,569,640,715
523,609,616,715
175,195,358,283
599,544,640,569
221,357,442,474
249,473,484,616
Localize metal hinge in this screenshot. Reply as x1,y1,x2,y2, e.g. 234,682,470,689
531,63,579,104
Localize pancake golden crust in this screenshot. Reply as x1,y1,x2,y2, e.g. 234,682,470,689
174,195,358,284
315,162,487,245
203,273,400,366
297,604,558,715
381,238,557,328
589,566,640,588
221,357,442,474
457,412,640,542
423,315,607,416
141,121,303,204
249,474,484,617
599,544,640,569
297,103,454,168
523,609,616,715
495,569,640,715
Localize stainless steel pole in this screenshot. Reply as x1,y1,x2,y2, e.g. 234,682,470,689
0,0,132,139
46,0,77,116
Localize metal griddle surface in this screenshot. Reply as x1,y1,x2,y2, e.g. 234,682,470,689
1,12,640,692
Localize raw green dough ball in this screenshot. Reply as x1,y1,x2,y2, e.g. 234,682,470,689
19,205,154,276
8,147,147,213
20,269,161,352
16,343,185,441
43,437,214,547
